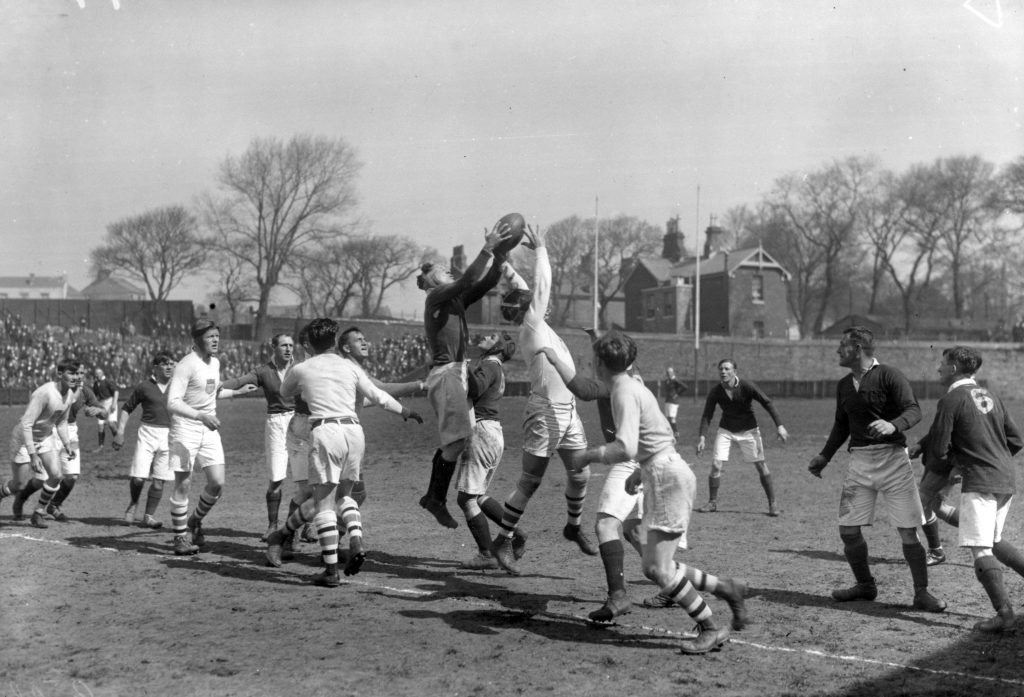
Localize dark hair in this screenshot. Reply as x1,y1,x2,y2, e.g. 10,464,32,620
57,357,82,374
717,358,736,370
306,318,339,352
190,318,218,340
297,323,311,347
500,289,533,324
152,351,175,366
593,330,637,374
338,326,362,352
942,346,982,375
416,262,437,290
842,326,875,356
271,333,293,348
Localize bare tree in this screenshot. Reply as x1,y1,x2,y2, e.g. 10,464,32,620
200,134,362,339
207,253,257,325
543,216,591,326
997,154,1024,220
290,241,362,318
594,215,662,329
90,205,205,301
349,234,424,318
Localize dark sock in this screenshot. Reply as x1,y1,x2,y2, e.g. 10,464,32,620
840,531,873,584
16,478,44,505
478,495,505,524
922,518,942,549
144,483,164,516
993,539,1024,578
51,478,76,507
598,540,626,595
975,555,1011,611
129,477,145,506
466,512,493,554
266,489,282,526
903,542,929,590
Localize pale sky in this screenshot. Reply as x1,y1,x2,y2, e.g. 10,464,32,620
2,0,1021,316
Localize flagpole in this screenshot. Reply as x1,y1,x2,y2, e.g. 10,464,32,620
693,185,701,400
593,196,600,331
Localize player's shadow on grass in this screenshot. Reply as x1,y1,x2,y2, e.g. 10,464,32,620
771,547,907,565
751,585,967,628
366,550,575,585
398,606,681,650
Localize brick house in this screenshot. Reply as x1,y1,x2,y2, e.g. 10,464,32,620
623,222,792,338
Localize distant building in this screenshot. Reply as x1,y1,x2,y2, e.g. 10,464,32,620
80,272,146,301
623,221,792,338
0,274,80,300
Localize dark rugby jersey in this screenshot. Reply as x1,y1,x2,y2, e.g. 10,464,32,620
222,360,294,414
69,386,103,424
93,377,118,401
924,380,1023,495
424,250,501,366
699,378,782,437
121,377,171,427
661,378,687,404
467,358,505,421
820,363,921,461
567,374,617,444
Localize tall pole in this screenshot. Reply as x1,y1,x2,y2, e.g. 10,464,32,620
693,185,701,400
592,196,600,331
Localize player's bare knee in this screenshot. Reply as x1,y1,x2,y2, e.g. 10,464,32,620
441,441,464,463
595,514,621,541
456,491,478,515
516,472,542,498
753,461,769,476
710,461,724,477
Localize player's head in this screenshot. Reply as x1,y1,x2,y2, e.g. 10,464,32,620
190,319,219,356
416,262,453,291
93,367,105,380
940,346,982,385
58,358,83,389
500,288,533,325
717,359,737,383
271,333,294,364
306,318,339,354
478,331,516,363
593,330,637,377
152,351,176,381
338,326,369,362
665,366,675,379
839,326,874,367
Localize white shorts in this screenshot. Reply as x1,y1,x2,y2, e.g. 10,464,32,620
287,414,312,482
522,396,588,458
597,460,642,522
959,492,1013,548
838,444,925,529
130,424,172,481
97,397,118,427
265,412,293,481
9,424,58,465
58,423,81,476
427,362,473,448
713,428,764,463
456,419,504,495
168,422,225,472
640,450,694,548
664,403,679,419
309,422,365,486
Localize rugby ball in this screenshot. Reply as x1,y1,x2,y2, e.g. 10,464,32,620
492,212,526,254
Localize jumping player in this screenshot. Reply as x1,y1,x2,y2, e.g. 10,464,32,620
696,359,788,516
221,333,296,540
417,221,515,529
572,331,746,654
808,326,945,613
918,346,1024,632
91,367,119,451
165,320,257,555
490,224,597,575
114,351,176,529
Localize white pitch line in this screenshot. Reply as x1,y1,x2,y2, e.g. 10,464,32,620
6,532,1023,688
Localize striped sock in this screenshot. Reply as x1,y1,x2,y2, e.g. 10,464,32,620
679,563,721,594
144,484,164,517
498,473,542,537
313,510,340,571
283,500,314,535
665,563,713,623
192,490,219,522
478,495,505,525
337,496,362,545
35,483,59,514
564,468,589,527
169,497,189,535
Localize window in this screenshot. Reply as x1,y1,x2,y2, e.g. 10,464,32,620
646,295,655,318
753,321,765,338
663,295,674,316
752,274,764,303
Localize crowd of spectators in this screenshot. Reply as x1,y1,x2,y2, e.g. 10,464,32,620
0,313,432,392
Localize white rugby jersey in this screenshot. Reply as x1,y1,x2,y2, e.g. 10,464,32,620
280,352,403,420
167,351,221,423
21,382,75,444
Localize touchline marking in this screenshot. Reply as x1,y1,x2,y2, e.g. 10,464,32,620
8,533,1023,688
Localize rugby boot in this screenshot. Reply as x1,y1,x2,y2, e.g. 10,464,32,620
976,561,1014,632
124,504,136,525
767,502,780,517
173,534,199,556
186,516,205,547
280,534,295,561
312,570,341,588
588,592,632,624
141,515,163,530
265,530,285,567
831,581,878,602
714,578,749,630
563,524,598,556
461,552,500,570
344,537,365,576
30,511,49,529
46,505,70,523
925,548,947,566
419,495,459,529
512,530,528,561
678,619,730,654
491,534,520,576
260,524,276,542
696,500,718,513
641,592,675,609
912,588,947,613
